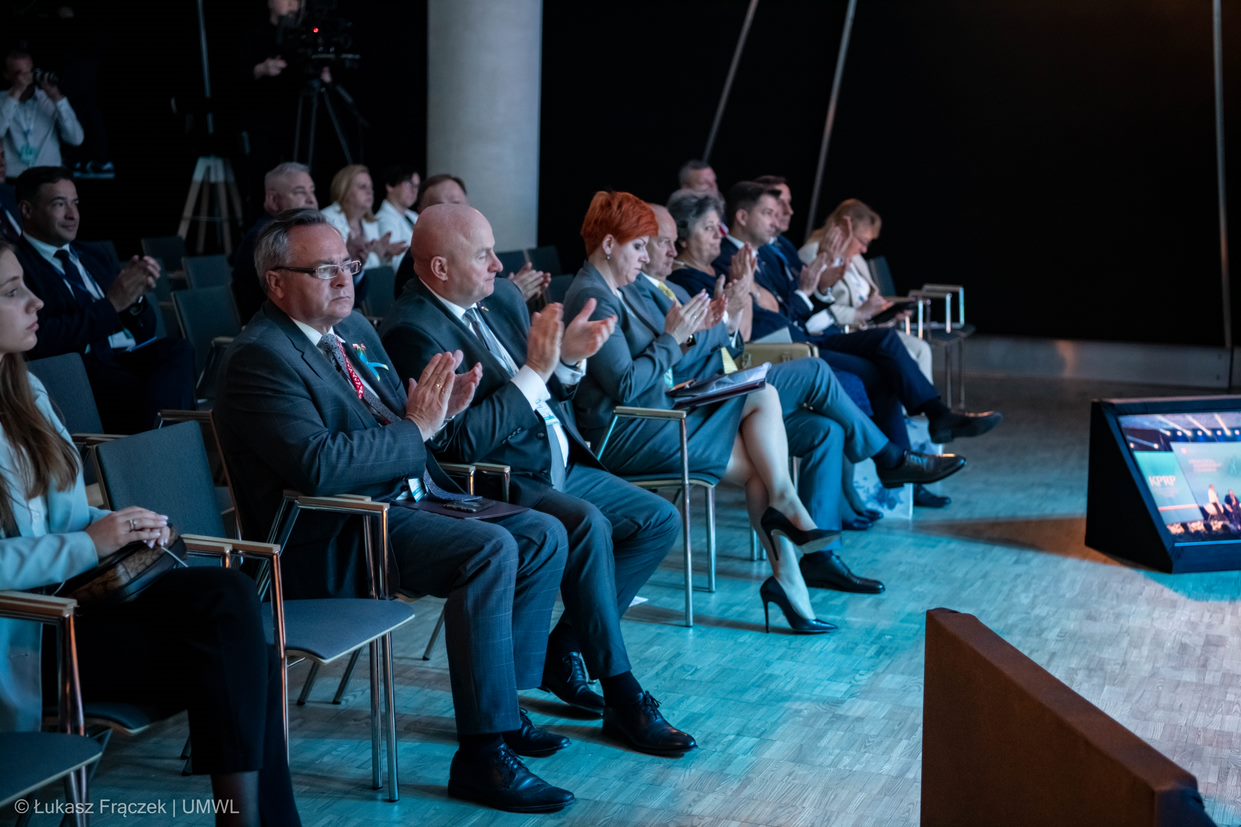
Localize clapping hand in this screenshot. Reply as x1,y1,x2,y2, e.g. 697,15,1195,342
665,291,711,344
525,304,564,382
561,298,616,363
509,262,552,301
405,351,463,440
447,360,483,417
106,255,160,312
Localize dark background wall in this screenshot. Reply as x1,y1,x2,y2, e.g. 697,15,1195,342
4,1,1237,346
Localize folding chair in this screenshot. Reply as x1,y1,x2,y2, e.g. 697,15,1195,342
361,266,396,321
140,235,187,274
94,422,414,801
526,245,562,276
0,593,103,827
183,254,233,289
172,286,241,402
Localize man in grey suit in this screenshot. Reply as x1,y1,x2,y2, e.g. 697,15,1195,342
379,204,697,758
215,209,577,814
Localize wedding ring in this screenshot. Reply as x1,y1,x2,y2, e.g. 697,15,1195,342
128,519,137,532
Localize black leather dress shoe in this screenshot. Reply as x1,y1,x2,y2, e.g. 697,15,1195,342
929,410,1004,444
448,742,575,813
842,516,873,531
913,484,952,508
876,450,966,489
799,551,885,594
602,692,698,756
540,651,605,717
503,709,570,758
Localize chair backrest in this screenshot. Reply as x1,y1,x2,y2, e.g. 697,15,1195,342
361,265,395,318
183,254,233,289
547,274,574,304
173,286,241,373
94,421,228,537
527,245,561,275
868,256,897,296
26,353,104,434
496,249,528,275
141,235,187,273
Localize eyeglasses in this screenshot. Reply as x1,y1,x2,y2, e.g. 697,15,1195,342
275,260,363,280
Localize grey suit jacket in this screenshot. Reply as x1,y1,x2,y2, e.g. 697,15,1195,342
0,375,108,731
380,277,599,484
633,276,742,382
562,263,685,441
216,302,443,598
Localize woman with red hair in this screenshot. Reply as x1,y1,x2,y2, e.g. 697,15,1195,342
565,192,835,633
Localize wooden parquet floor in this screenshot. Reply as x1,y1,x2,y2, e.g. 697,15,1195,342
30,376,1241,826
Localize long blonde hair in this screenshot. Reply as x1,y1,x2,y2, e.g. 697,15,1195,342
807,198,882,247
0,243,80,535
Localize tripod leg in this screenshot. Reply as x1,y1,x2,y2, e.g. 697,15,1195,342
195,165,211,252
308,91,320,169
179,158,206,239
213,159,233,254
321,91,353,165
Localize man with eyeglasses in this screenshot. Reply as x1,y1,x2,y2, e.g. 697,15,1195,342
215,208,579,814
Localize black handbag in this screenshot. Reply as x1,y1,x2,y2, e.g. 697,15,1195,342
59,531,187,609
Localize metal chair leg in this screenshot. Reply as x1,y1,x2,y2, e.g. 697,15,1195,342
332,650,361,704
421,604,447,661
705,487,717,593
381,632,399,802
369,641,381,790
297,661,321,706
679,420,693,627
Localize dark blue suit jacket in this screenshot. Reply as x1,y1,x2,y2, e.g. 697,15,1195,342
15,235,158,361
379,276,600,486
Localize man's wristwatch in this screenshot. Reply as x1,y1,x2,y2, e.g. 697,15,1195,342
126,296,146,317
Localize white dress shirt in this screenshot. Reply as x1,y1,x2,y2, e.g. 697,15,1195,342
375,199,417,271
0,91,84,176
427,288,580,466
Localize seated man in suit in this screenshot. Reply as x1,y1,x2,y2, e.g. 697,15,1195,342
715,181,1002,453
639,205,965,592
14,165,194,432
395,173,549,302
379,203,697,757
231,161,319,324
215,209,579,814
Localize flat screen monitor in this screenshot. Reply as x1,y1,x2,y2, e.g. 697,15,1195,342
1087,396,1241,572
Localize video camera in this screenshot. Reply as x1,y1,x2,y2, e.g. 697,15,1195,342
275,0,360,76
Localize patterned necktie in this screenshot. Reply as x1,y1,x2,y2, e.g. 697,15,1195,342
317,333,400,426
463,306,567,488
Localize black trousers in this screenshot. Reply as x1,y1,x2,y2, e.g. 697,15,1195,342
47,568,299,825
86,337,196,434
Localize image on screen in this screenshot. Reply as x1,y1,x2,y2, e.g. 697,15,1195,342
1118,412,1241,543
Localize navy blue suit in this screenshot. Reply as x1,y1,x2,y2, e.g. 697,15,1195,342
380,277,679,680
713,240,939,450
15,235,194,433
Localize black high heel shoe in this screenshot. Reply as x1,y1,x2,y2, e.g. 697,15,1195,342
759,507,841,555
759,578,837,634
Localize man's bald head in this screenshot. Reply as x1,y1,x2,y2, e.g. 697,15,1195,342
413,203,502,307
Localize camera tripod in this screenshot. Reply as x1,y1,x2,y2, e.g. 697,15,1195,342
293,76,368,168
